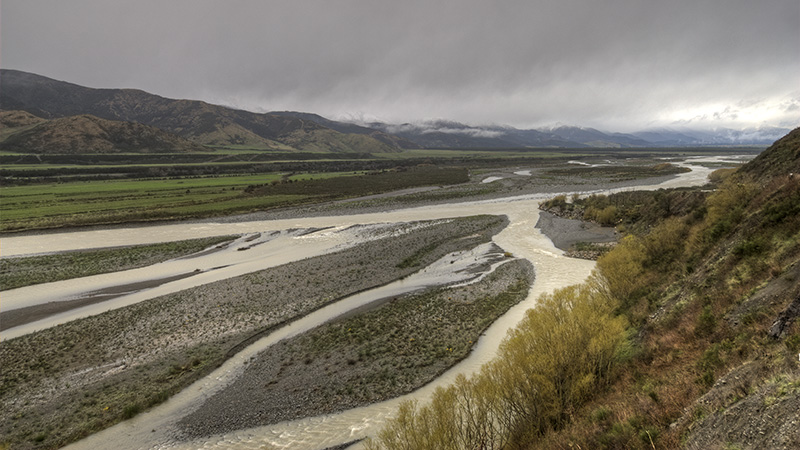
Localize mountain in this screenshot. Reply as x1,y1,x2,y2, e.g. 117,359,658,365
631,126,792,147
1,69,787,152
0,112,209,154
0,109,46,129
365,120,581,148
738,127,800,181
544,125,652,148
0,69,404,153
267,111,419,149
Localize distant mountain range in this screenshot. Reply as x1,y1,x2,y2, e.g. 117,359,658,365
0,69,405,153
0,69,792,154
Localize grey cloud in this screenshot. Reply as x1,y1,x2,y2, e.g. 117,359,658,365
2,0,798,131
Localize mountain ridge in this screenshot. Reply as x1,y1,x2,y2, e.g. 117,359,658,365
0,69,404,153
1,69,791,151
0,111,210,154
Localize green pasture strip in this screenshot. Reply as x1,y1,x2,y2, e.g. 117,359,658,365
0,236,237,290
1,194,308,231
0,191,238,221
2,174,339,228
207,145,321,152
1,162,293,170
2,174,282,196
1,172,357,205
1,166,468,232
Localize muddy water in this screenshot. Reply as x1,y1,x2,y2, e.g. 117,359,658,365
2,228,359,340
29,157,727,449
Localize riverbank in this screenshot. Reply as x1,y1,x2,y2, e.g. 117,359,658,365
535,210,618,258
1,157,734,450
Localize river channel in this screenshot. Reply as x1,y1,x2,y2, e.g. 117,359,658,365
2,156,734,449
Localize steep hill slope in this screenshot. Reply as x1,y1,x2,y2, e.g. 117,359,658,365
533,129,800,449
0,109,46,129
0,113,210,154
739,126,800,181
0,110,47,142
0,70,402,152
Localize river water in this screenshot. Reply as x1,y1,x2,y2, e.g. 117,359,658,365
2,156,734,450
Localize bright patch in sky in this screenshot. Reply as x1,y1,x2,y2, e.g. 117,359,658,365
666,94,800,129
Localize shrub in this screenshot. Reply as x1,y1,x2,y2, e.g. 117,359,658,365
596,205,618,226
594,235,648,308
695,306,717,337
122,403,141,419
366,284,628,450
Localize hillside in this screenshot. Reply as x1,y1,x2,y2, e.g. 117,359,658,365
0,70,404,153
739,127,800,181
0,110,46,129
0,113,210,154
268,111,419,149
546,125,652,148
531,130,800,448
0,110,47,143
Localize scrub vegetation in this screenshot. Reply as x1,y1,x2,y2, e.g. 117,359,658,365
366,281,627,450
545,162,690,183
367,128,800,449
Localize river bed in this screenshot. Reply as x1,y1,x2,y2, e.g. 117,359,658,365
3,156,732,450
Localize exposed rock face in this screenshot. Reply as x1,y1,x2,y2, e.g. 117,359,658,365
770,295,800,339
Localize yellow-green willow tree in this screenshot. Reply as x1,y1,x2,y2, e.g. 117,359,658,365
367,281,627,450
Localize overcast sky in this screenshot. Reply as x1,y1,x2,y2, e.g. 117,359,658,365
2,0,798,131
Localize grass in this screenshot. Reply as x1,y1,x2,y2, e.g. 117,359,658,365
0,235,237,290
0,173,340,231
1,167,468,232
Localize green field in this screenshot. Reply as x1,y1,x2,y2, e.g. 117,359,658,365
0,167,469,231
1,146,760,232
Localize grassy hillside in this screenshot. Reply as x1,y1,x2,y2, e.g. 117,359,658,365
368,129,800,449
0,70,405,153
0,113,210,154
